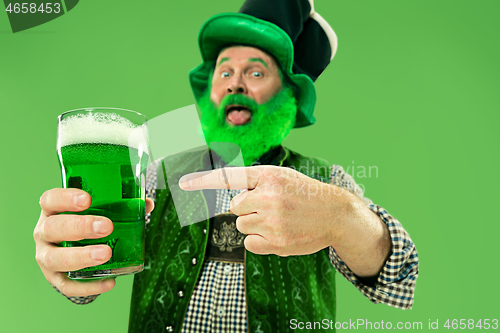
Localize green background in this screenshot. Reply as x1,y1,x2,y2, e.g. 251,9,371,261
1,0,499,331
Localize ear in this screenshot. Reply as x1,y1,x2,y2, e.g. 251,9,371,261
278,66,299,101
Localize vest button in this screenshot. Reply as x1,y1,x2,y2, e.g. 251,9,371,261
203,228,207,235
216,306,226,318
191,258,197,265
178,291,184,298
166,326,173,332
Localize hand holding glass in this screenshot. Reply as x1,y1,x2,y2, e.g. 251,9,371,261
57,108,149,279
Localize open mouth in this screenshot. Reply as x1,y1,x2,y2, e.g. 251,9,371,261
225,104,252,125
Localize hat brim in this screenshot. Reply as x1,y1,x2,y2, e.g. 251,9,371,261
189,13,316,128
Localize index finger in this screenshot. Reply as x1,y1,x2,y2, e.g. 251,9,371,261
39,188,91,217
179,167,258,191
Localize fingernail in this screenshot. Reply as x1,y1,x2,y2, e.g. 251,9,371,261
99,278,115,290
93,220,108,235
74,194,87,209
91,247,106,261
230,189,247,210
179,177,192,190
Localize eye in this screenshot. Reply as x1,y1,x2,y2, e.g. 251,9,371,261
251,71,263,77
221,71,231,78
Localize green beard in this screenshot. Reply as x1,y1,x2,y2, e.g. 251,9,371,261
199,87,297,166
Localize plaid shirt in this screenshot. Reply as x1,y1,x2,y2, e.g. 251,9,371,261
56,160,419,333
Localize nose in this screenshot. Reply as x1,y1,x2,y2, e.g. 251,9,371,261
226,74,247,94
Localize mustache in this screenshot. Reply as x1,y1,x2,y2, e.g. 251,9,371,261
218,94,259,114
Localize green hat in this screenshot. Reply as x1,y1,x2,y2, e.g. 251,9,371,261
189,0,337,128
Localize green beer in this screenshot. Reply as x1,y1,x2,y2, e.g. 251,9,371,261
57,109,149,279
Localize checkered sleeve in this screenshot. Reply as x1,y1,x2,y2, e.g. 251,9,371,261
54,161,160,305
328,164,419,309
52,285,99,305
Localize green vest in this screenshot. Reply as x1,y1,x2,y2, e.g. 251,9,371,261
128,147,336,332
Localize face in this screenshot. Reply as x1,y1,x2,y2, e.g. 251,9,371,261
210,46,283,126
200,45,297,166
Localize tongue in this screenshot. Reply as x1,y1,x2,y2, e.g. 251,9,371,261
227,109,251,125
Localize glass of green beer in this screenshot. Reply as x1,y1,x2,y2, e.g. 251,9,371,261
57,108,149,279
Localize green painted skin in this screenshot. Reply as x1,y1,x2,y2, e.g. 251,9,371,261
216,56,267,67
58,143,148,277
248,57,268,67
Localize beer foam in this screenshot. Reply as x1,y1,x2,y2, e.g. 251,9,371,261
58,112,148,150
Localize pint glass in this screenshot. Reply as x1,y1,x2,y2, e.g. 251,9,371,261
57,108,149,279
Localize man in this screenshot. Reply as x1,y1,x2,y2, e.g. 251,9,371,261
34,0,418,332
